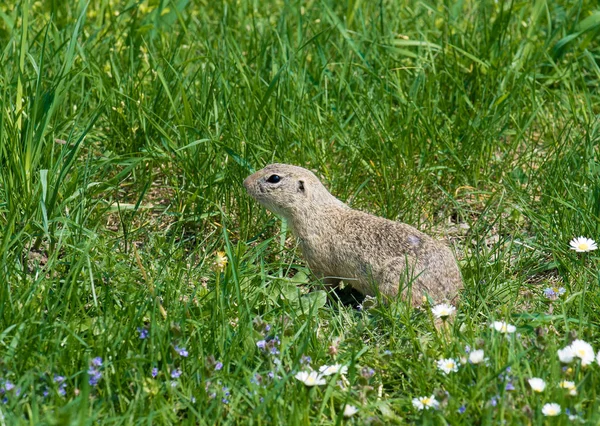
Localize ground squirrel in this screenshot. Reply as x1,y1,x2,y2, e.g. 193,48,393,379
244,164,462,305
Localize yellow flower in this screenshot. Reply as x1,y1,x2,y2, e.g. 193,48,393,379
214,251,228,272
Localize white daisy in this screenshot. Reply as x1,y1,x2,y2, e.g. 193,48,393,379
559,380,577,396
559,380,575,390
557,346,575,363
318,364,348,376
569,236,597,252
541,402,561,417
527,378,546,392
437,358,459,374
570,339,595,366
597,350,600,367
468,349,485,365
294,371,326,386
491,321,516,334
412,395,439,410
431,303,456,320
342,404,359,418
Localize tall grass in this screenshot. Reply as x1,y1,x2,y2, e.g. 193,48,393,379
0,0,599,423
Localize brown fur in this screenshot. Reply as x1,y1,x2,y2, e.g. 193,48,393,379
244,164,462,305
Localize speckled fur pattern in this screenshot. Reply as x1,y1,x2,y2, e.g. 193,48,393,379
243,164,463,305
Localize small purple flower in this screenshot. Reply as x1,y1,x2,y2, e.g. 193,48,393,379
170,381,178,388
361,367,375,379
490,396,498,407
137,327,149,339
88,367,102,386
54,375,66,384
171,368,182,379
505,382,515,391
175,345,189,357
222,386,230,396
4,381,14,392
270,346,280,355
42,389,49,397
222,398,229,404
267,371,275,379
1,397,6,404
91,357,103,367
250,374,262,386
458,405,466,414
215,362,223,371
543,288,556,299
256,340,266,350
264,324,271,332
58,385,66,397
151,368,158,378
300,355,312,365
464,345,471,353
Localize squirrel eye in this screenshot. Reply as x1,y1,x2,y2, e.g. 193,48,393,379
266,174,281,184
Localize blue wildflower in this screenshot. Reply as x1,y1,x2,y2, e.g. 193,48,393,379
171,369,182,379
151,368,158,378
91,357,103,367
250,374,262,386
361,367,375,379
137,327,149,339
301,355,312,364
175,345,189,357
458,405,466,414
215,362,223,371
88,367,102,386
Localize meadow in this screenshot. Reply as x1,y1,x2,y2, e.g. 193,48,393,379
1,0,600,424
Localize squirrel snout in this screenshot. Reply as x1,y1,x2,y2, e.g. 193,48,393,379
243,176,253,191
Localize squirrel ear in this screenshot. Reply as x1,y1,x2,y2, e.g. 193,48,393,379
297,180,305,193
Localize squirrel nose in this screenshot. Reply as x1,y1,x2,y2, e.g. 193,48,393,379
243,176,253,190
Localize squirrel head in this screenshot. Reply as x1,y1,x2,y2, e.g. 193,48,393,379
244,163,343,220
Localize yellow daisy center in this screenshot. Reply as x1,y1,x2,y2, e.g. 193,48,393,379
577,242,589,250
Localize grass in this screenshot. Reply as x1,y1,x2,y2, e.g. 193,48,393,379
0,0,599,424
